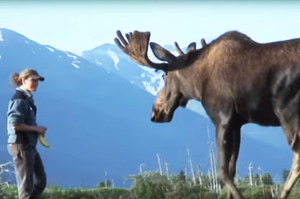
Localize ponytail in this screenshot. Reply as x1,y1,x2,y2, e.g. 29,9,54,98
11,73,22,87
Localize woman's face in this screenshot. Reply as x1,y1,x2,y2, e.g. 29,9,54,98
22,77,39,92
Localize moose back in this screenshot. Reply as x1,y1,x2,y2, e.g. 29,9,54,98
115,30,300,199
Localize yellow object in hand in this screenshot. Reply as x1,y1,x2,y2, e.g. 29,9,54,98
39,135,50,147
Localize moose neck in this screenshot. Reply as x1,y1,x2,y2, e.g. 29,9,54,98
171,57,206,102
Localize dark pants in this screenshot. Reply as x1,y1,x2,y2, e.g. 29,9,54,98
7,144,46,199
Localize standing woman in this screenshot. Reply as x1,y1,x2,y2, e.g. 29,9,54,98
7,68,47,199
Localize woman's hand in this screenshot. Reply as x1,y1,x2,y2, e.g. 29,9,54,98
34,126,47,136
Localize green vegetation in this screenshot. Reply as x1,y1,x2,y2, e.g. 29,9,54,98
0,185,131,199
2,171,300,199
1,159,300,199
130,171,218,199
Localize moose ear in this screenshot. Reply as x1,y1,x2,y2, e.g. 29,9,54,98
150,42,176,63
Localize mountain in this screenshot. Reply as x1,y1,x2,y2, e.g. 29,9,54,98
0,28,292,188
82,44,165,96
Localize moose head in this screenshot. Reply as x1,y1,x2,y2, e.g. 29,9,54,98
115,30,205,122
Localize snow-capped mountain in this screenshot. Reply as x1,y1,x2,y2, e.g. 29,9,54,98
82,44,164,96
0,28,292,188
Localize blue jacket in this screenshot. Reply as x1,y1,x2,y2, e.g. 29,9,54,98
7,89,38,147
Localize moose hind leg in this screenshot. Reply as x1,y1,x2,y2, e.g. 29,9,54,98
217,123,244,199
280,153,300,199
227,129,241,199
273,88,300,198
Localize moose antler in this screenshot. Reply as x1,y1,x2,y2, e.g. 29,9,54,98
174,41,199,56
187,42,196,52
174,42,185,55
175,38,208,55
174,42,197,55
114,30,167,71
201,39,207,47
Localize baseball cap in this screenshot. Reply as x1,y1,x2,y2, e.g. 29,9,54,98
19,68,45,81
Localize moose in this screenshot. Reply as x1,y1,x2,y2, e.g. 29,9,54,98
115,30,300,199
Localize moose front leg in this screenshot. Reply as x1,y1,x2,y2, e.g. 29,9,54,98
217,122,244,199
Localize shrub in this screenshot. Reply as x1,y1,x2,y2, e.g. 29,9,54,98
0,184,131,199
40,186,131,199
166,183,218,199
130,172,171,199
243,186,273,199
0,184,18,199
130,171,218,199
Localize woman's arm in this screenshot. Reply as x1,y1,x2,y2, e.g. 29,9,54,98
13,124,47,136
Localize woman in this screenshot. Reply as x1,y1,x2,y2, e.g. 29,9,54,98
7,68,47,199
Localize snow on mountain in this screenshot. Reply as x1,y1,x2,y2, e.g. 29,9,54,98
107,50,119,70
65,51,82,69
45,46,55,53
137,65,164,95
82,44,164,96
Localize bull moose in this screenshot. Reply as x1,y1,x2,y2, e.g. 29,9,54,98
114,30,300,199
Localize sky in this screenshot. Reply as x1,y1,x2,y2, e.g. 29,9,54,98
1,1,300,55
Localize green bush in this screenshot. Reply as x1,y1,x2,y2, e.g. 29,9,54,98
41,186,131,199
218,186,275,199
130,172,218,199
0,184,18,199
130,172,171,199
0,184,131,199
288,184,300,199
166,183,218,199
243,186,273,199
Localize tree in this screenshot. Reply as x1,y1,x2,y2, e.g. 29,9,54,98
97,180,112,188
282,169,290,181
261,173,273,185
172,170,186,184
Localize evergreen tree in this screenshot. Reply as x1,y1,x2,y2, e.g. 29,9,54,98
282,169,290,181
261,173,273,185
